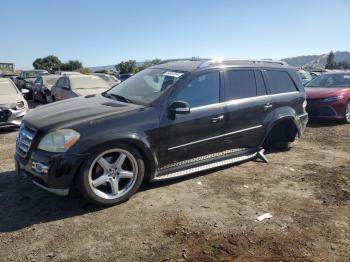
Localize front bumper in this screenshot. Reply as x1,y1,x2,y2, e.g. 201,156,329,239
0,107,27,127
14,149,87,196
306,99,345,120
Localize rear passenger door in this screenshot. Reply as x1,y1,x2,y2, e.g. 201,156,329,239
221,69,271,149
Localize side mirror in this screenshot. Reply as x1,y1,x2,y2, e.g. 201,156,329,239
21,88,29,94
168,101,190,118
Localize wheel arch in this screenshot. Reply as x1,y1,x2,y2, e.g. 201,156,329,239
263,107,303,144
77,134,157,182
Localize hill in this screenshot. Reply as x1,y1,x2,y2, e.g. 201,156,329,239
281,51,350,68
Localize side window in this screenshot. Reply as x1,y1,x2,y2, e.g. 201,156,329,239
266,70,298,94
63,78,70,88
176,71,220,108
255,71,267,96
224,70,256,100
56,78,64,88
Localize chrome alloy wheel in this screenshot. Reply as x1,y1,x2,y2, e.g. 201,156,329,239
88,149,138,200
346,102,350,123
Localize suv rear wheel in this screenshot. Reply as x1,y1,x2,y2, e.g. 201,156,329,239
264,120,297,151
78,144,145,206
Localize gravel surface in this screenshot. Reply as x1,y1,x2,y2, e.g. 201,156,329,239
0,119,349,261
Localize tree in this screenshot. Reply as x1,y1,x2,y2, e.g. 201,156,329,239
115,60,139,74
32,55,62,73
76,67,91,74
325,51,337,69
60,60,83,71
337,61,350,69
141,58,162,70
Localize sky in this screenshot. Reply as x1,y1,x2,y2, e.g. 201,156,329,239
1,0,349,69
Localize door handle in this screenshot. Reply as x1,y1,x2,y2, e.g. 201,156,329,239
264,104,273,110
211,115,224,123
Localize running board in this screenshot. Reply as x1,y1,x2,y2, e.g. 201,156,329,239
256,149,269,163
154,152,257,181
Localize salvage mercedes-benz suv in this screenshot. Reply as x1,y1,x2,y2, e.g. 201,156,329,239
15,59,308,206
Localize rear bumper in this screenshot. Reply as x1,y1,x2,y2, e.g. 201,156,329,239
297,112,308,136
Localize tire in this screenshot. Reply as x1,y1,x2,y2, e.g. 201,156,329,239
344,102,350,124
78,144,145,206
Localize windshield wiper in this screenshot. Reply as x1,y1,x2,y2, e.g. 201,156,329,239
105,93,133,104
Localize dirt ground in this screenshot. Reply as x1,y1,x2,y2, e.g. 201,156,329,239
0,118,349,261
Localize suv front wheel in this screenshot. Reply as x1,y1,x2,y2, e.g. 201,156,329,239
78,144,145,206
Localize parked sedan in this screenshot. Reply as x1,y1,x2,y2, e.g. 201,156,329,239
92,73,121,86
298,70,313,85
33,75,60,103
305,72,350,123
0,78,29,128
51,75,110,101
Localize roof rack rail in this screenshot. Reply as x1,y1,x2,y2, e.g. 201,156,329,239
158,58,209,65
199,59,289,68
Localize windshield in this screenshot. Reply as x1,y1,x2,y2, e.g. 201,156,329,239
107,68,185,105
44,76,60,86
298,71,312,80
71,76,110,89
0,80,18,95
97,74,118,83
22,71,46,79
306,73,350,88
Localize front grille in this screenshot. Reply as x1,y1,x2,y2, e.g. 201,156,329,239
16,124,36,158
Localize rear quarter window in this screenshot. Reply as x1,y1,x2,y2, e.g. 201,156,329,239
266,70,298,94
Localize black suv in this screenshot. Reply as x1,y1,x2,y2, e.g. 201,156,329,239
15,59,308,206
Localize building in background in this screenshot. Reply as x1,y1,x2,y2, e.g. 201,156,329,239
0,62,15,72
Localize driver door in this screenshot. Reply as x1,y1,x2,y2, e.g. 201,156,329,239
157,70,227,168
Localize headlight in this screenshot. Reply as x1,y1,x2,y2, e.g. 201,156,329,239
38,129,80,152
321,96,344,103
13,101,25,110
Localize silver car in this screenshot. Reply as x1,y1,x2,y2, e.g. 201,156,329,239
0,78,29,128
51,75,110,101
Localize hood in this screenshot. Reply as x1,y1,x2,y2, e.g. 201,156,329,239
24,94,144,130
0,93,26,106
75,87,110,96
305,87,349,99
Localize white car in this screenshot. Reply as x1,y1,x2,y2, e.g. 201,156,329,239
0,78,29,128
92,73,121,87
55,71,82,76
51,75,110,101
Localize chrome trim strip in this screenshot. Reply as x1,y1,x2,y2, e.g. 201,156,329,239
32,181,69,196
168,125,262,151
155,152,257,180
298,112,308,118
190,91,300,111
